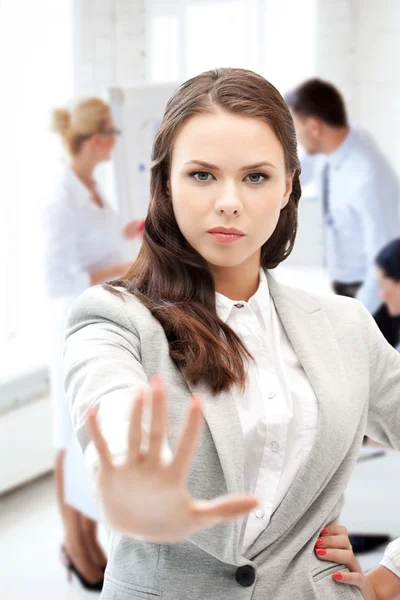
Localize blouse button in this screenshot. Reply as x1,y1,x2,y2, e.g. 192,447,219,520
271,441,280,453
256,509,265,519
234,303,245,308
268,391,276,399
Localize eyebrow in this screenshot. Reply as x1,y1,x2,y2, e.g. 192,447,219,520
184,159,276,171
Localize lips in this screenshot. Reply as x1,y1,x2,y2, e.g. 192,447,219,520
207,227,246,245
207,227,245,235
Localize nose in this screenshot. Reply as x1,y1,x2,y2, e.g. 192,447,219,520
214,183,243,216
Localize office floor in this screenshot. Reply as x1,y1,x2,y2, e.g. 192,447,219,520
1,450,399,599
0,472,107,599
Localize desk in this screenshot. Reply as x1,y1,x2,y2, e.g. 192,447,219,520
341,449,400,537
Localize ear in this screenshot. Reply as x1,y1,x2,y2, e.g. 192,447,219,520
165,179,171,196
281,172,294,209
308,116,323,136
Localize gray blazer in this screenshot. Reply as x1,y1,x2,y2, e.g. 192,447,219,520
64,271,400,600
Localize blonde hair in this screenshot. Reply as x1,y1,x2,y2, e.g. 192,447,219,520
51,97,111,156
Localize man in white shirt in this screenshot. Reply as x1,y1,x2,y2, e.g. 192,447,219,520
285,79,400,347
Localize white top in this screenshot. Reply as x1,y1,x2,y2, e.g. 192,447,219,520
215,268,319,552
42,166,125,299
301,127,400,314
381,539,400,578
42,166,126,452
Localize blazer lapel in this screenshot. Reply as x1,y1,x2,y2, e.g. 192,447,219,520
244,272,350,558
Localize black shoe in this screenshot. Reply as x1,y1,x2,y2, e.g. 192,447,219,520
61,545,104,591
349,534,391,554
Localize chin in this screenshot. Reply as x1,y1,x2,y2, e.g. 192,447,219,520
208,258,243,269
387,304,400,317
202,250,252,270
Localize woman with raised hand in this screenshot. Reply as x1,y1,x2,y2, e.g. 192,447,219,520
64,70,400,599
43,97,143,590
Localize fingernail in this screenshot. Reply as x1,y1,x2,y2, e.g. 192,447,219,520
316,549,326,556
321,528,329,535
316,538,324,547
333,573,343,580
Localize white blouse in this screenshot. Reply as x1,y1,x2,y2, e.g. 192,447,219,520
43,166,126,452
42,166,125,299
215,268,319,553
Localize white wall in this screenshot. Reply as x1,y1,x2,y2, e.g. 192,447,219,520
73,0,146,95
316,0,400,175
73,0,400,176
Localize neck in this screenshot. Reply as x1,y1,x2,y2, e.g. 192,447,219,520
210,254,261,301
322,126,350,154
70,154,98,188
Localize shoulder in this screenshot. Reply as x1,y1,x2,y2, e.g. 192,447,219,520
42,175,76,222
66,284,152,335
350,130,397,185
272,276,367,324
43,167,86,217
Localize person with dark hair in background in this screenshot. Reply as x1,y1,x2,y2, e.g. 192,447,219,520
285,79,400,347
63,69,400,599
376,239,400,349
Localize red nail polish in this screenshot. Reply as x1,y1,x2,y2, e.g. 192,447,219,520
321,528,329,535
333,572,343,580
316,538,324,547
316,549,326,556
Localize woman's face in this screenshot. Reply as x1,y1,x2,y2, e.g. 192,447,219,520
168,109,293,272
90,116,117,162
376,267,400,316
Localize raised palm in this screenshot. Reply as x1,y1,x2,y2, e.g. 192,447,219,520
87,377,258,543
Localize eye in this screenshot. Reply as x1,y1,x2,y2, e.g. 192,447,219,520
190,171,214,182
245,172,269,184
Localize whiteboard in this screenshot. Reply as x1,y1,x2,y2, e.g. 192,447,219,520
108,83,180,227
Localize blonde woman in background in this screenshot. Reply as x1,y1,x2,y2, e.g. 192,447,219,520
42,98,143,590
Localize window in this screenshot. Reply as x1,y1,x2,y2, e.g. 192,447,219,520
150,15,181,82
262,0,317,94
0,1,73,358
184,1,259,77
146,0,264,82
146,0,317,95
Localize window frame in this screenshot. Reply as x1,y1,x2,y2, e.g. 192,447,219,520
144,0,266,82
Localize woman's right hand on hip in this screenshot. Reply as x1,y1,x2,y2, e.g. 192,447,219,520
87,377,258,543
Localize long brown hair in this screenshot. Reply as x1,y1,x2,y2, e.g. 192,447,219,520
108,68,301,395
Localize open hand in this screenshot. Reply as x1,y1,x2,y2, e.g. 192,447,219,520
87,377,258,543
